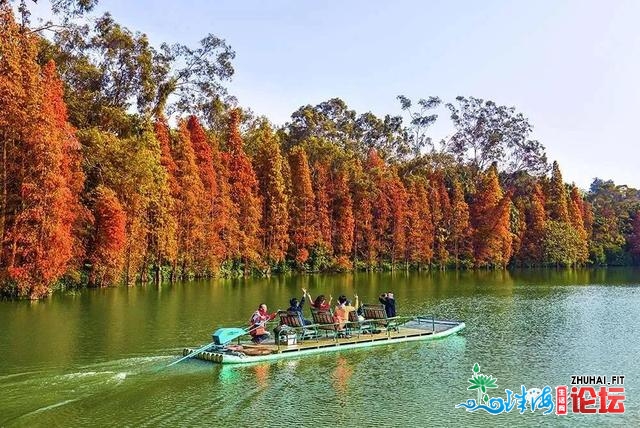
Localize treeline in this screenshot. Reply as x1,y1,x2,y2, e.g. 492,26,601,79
2,3,640,299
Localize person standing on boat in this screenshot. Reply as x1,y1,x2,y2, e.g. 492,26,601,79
379,292,396,317
249,304,278,344
287,288,311,325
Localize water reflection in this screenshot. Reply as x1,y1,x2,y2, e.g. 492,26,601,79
332,356,353,407
252,364,270,389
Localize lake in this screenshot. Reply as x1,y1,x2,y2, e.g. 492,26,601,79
1,268,638,426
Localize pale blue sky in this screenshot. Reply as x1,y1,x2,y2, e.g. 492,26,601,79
35,0,640,189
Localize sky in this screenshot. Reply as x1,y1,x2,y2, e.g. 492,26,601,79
31,0,640,189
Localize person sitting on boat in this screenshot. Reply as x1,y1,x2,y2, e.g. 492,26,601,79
334,294,359,335
379,292,396,317
305,291,332,311
249,303,278,344
287,288,311,325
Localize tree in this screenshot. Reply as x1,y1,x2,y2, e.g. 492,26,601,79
547,161,569,223
352,160,375,268
449,178,472,268
388,174,408,266
405,179,434,268
367,149,391,263
288,146,316,264
445,96,547,176
629,212,640,263
543,220,581,267
586,178,640,264
253,121,289,265
40,11,235,128
518,183,546,265
172,120,206,275
187,115,224,272
470,165,511,267
568,186,588,264
87,186,126,287
313,161,333,253
226,109,262,271
397,95,441,155
0,9,83,298
331,168,354,260
430,173,451,266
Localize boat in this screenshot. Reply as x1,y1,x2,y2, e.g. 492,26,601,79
180,315,465,365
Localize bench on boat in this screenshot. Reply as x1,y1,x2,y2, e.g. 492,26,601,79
310,308,354,339
347,310,372,336
362,304,399,332
278,311,318,340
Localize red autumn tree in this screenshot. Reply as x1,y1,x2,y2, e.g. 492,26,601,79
331,167,355,260
405,179,434,268
153,117,179,275
172,120,206,275
0,15,83,298
518,183,546,265
313,161,333,254
187,115,224,271
352,161,376,268
365,150,389,263
288,146,316,264
253,122,289,265
429,173,451,266
88,186,127,287
218,151,241,260
471,165,511,267
227,109,262,270
388,174,408,265
449,178,472,267
568,186,589,264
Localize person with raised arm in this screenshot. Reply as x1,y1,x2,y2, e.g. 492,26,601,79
249,303,278,344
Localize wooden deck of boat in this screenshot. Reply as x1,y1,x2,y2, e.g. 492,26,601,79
181,318,464,363
240,320,451,354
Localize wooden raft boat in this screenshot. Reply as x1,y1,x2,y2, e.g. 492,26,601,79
181,316,465,365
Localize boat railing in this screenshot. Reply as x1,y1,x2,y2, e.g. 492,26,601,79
415,315,436,333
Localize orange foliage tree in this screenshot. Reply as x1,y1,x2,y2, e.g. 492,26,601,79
470,165,512,267
331,167,355,263
367,149,390,264
518,183,546,265
429,173,451,266
226,110,262,271
568,186,589,264
288,146,316,264
253,122,289,265
0,8,83,298
352,160,376,268
405,179,434,268
172,120,206,275
388,174,408,265
449,178,472,267
313,161,333,254
88,186,127,286
187,115,224,271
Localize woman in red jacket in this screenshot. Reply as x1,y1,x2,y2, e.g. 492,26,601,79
249,304,278,344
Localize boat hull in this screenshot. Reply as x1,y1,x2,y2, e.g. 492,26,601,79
182,318,465,365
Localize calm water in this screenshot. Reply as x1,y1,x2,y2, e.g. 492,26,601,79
1,269,639,427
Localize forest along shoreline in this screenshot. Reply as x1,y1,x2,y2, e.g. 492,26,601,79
1,3,639,300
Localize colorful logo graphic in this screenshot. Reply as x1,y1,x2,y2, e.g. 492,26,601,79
455,363,625,415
